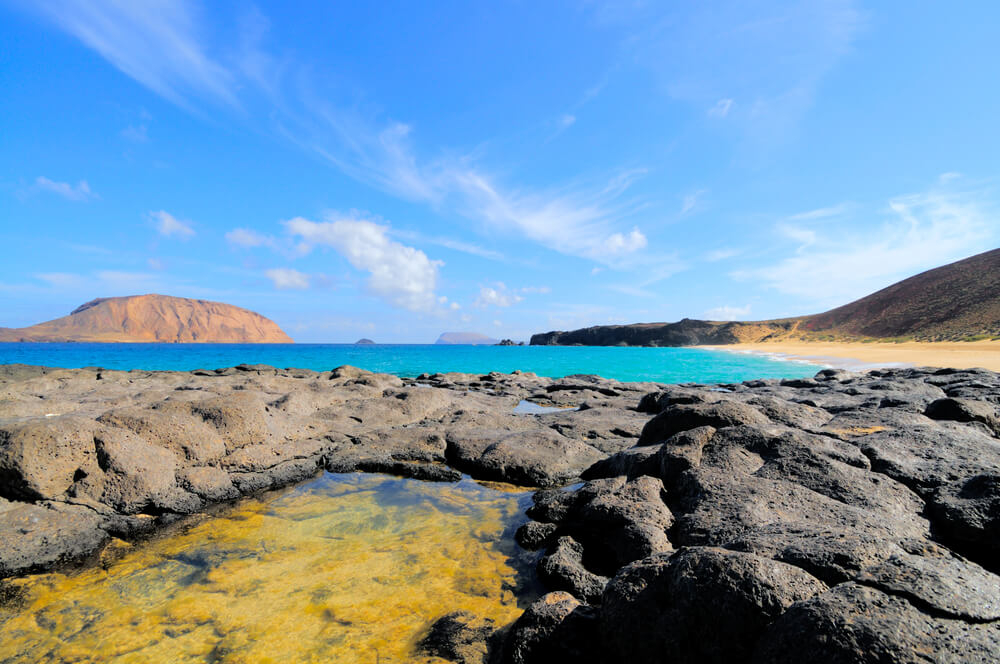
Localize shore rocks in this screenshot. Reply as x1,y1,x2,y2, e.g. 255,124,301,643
601,547,828,663
1,363,999,662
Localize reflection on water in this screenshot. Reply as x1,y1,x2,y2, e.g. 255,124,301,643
0,473,540,663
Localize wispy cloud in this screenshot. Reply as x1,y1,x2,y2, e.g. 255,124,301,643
708,98,734,117
734,185,996,306
226,227,275,249
150,210,195,239
121,124,148,142
22,2,653,268
450,168,650,264
286,216,442,312
787,202,850,221
705,247,742,262
680,189,708,215
611,1,864,146
265,267,309,290
392,231,505,262
26,0,237,113
34,176,96,201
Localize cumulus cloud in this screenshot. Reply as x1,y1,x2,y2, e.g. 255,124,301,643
474,283,523,308
704,304,752,321
265,268,309,290
150,210,195,239
286,217,442,312
35,176,96,201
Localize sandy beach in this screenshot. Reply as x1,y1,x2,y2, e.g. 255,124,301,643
698,340,1000,372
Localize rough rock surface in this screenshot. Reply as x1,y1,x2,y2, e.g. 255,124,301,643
1,363,999,663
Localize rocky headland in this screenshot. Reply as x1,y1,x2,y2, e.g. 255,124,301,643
0,363,998,662
0,294,293,343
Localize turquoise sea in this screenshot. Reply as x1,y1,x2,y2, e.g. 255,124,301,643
0,342,822,384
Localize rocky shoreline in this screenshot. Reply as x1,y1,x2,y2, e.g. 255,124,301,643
1,363,998,662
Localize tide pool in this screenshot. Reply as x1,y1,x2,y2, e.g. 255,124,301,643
0,473,539,663
0,343,820,384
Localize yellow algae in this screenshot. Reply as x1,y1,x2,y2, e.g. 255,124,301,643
0,473,540,664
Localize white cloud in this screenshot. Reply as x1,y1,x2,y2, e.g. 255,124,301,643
450,301,461,310
265,268,310,290
226,228,275,248
776,224,818,247
707,98,733,117
451,169,650,264
393,231,504,261
25,1,237,112
939,172,962,183
559,113,576,128
787,203,850,221
22,2,654,268
705,304,752,320
286,217,442,312
35,177,95,201
603,227,648,255
734,186,996,306
475,283,523,308
705,247,742,262
35,272,85,288
150,210,195,239
681,189,708,215
520,286,551,294
121,124,148,142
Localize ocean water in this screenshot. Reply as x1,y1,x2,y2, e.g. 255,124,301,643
0,342,821,383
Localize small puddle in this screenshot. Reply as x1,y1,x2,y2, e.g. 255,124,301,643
512,400,578,415
0,473,541,663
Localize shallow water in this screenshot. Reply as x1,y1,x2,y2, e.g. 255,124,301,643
0,473,539,664
0,342,822,383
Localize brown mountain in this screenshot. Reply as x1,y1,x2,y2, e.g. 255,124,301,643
0,294,294,343
531,248,1000,346
798,248,1000,340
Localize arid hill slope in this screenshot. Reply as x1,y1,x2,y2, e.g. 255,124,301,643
0,294,293,343
800,248,1000,340
532,248,1000,346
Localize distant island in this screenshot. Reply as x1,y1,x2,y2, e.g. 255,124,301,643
435,332,500,345
532,248,1000,347
355,338,376,345
496,339,525,346
0,294,293,343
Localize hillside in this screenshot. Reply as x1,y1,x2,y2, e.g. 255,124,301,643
532,249,1000,346
0,294,293,343
799,248,1000,340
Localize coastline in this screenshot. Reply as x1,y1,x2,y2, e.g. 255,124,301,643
697,339,1000,372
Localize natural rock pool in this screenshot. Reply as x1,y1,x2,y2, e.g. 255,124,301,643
0,473,540,663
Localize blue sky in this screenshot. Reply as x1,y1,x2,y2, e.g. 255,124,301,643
1,1,998,342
